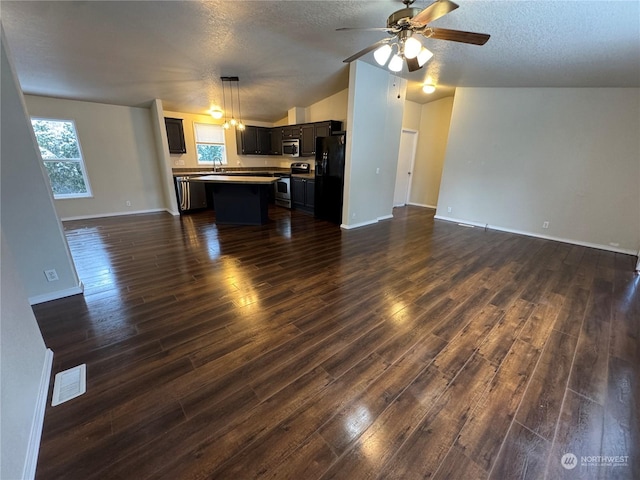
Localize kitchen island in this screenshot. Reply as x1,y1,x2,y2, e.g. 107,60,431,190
190,175,278,225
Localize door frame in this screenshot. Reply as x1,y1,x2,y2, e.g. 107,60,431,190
394,128,419,207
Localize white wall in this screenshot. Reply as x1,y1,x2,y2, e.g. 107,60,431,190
402,100,422,131
24,95,166,220
1,232,52,480
1,31,54,480
344,61,406,228
437,88,640,254
1,33,81,304
305,88,348,125
410,96,454,208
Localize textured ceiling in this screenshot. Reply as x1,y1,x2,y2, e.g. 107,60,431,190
2,0,639,123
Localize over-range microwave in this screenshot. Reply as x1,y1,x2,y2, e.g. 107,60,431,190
282,139,299,157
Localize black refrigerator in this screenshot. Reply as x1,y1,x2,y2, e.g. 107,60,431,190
314,134,346,224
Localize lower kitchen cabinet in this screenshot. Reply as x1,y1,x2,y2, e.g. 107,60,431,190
292,177,315,213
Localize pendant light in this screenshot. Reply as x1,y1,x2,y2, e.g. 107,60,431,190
220,76,244,130
221,79,230,129
235,78,245,131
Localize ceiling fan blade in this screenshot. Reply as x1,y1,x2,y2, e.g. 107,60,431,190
423,27,490,45
411,0,459,26
337,27,391,32
343,38,390,63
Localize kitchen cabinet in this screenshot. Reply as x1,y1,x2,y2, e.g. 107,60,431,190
236,126,271,155
300,124,315,156
165,117,186,154
298,120,343,157
236,120,342,156
269,128,281,155
292,176,315,213
282,126,300,139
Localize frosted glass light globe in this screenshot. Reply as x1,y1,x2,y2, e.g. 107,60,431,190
388,54,403,72
373,44,392,66
404,37,422,59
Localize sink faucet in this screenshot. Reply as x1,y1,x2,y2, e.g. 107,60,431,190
213,157,224,172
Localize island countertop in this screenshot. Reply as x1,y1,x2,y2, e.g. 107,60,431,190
189,175,278,184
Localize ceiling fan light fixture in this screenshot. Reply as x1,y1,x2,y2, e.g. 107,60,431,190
373,44,392,66
422,83,436,94
388,54,403,72
417,47,434,67
403,36,422,59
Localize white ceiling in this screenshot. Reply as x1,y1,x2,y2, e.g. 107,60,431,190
2,0,639,123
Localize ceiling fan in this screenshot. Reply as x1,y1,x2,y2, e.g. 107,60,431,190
339,0,490,72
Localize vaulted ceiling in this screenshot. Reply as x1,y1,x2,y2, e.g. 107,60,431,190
2,0,639,123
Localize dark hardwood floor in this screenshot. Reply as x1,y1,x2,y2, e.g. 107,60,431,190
33,206,639,479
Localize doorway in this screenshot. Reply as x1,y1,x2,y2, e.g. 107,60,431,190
393,128,419,207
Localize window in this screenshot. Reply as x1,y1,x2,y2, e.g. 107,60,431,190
30,118,92,199
194,123,227,165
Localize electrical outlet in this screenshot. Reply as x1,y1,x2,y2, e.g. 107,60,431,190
376,168,380,174
447,207,452,213
352,213,356,219
44,269,59,282
542,221,549,229
126,200,131,207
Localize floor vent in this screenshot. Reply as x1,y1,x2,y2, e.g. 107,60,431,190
51,364,86,406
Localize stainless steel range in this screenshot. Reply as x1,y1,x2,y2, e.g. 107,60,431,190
274,162,310,209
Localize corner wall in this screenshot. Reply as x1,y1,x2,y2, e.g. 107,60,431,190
23,95,166,220
436,87,640,253
1,30,55,480
410,97,454,208
1,31,81,303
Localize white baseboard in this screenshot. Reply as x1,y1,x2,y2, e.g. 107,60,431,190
434,215,637,256
407,202,437,209
377,214,394,222
23,348,54,480
28,281,84,306
60,208,168,222
341,218,379,230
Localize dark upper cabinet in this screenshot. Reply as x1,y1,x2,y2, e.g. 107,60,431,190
269,129,281,155
298,120,343,157
236,120,342,156
236,126,271,155
282,126,300,139
165,117,186,154
299,124,315,156
315,121,341,138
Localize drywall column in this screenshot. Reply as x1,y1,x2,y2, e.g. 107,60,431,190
343,60,405,228
150,99,179,215
1,28,81,304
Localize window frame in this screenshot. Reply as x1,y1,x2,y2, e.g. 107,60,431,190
193,122,227,166
30,117,93,200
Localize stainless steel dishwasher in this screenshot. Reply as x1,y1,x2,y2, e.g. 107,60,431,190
175,176,208,213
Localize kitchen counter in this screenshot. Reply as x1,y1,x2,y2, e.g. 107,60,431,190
189,175,277,225
190,175,278,185
172,169,289,177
